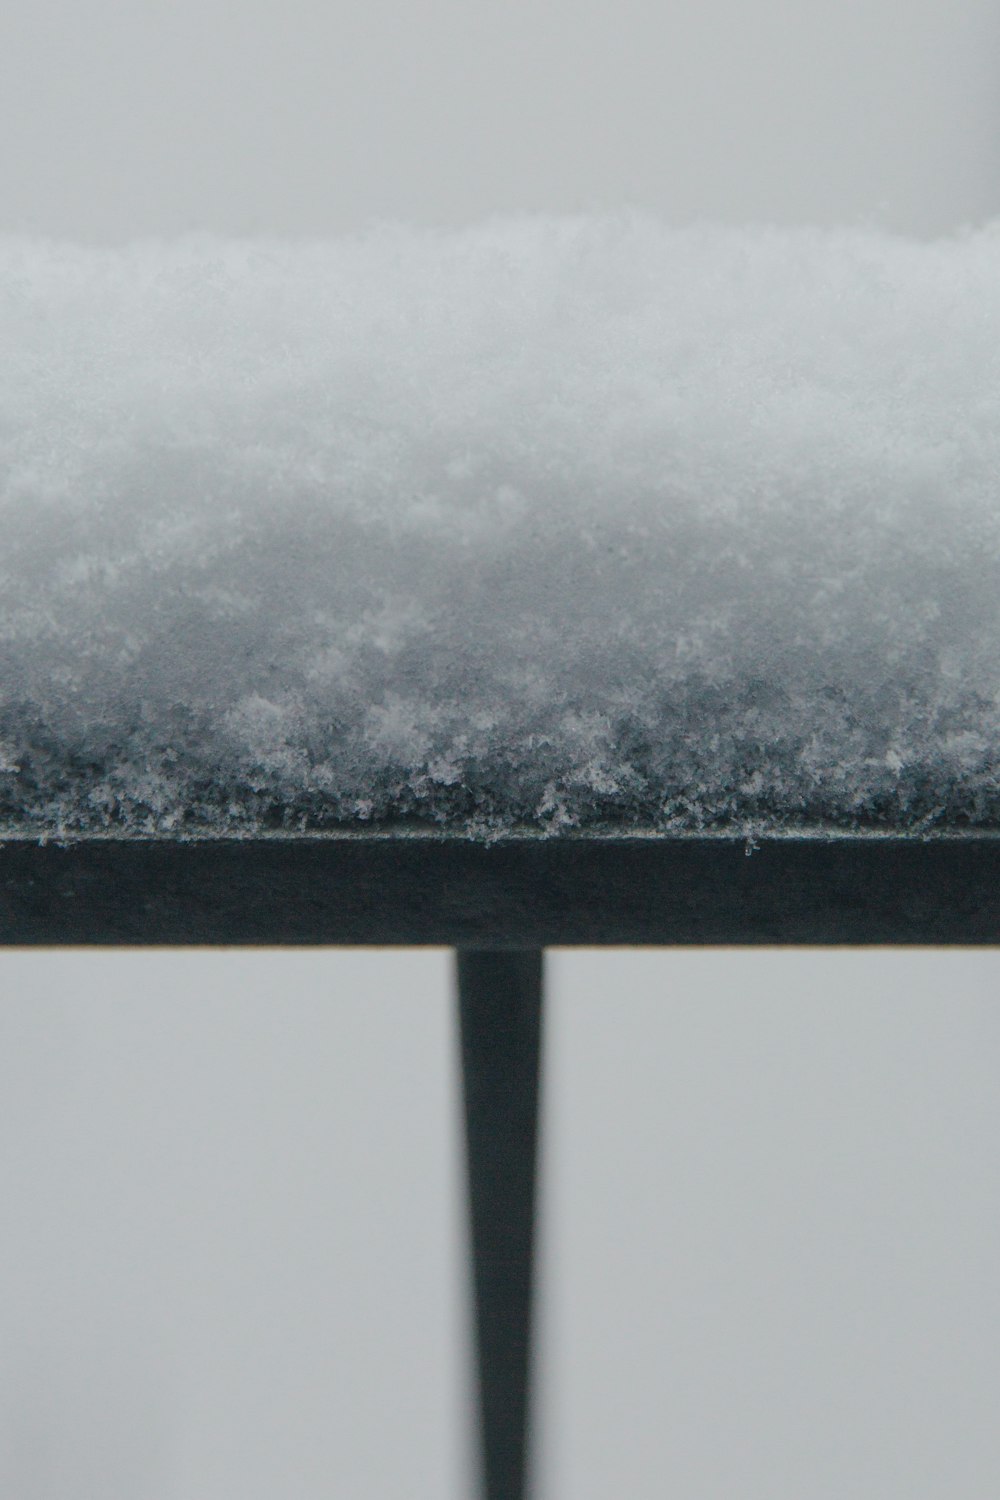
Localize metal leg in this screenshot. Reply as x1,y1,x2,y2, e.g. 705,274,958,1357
457,949,544,1500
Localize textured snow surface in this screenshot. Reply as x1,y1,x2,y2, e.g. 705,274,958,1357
2,215,999,837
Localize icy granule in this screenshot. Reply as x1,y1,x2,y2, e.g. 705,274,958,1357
1,214,999,836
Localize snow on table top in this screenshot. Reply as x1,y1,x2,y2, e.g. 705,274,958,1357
2,214,999,838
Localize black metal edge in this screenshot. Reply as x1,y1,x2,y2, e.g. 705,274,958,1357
1,832,998,945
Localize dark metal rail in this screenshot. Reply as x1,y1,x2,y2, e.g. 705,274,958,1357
2,831,999,946
4,830,998,1500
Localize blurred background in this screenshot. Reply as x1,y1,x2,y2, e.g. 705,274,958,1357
1,952,1000,1498
1,0,998,239
2,0,1000,1494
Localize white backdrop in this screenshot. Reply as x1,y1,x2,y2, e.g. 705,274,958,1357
2,0,999,1493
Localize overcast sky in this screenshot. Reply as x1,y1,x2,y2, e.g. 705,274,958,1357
1,0,997,240
2,1,999,1495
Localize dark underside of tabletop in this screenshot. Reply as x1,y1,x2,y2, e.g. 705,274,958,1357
1,829,998,945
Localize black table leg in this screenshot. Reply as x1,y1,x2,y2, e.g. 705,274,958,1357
457,949,544,1500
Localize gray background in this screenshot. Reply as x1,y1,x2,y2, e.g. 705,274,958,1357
2,952,999,1498
2,0,1000,1494
1,0,998,239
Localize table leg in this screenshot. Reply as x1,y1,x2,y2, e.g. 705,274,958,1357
457,949,544,1500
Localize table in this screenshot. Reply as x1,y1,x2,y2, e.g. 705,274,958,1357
4,829,998,1500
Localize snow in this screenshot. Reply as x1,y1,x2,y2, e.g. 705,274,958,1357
1,214,999,837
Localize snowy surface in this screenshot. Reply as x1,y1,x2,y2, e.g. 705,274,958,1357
2,214,999,837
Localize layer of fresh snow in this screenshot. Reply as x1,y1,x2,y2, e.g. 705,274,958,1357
2,214,999,837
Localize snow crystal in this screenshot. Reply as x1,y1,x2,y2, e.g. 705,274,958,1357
2,214,999,837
